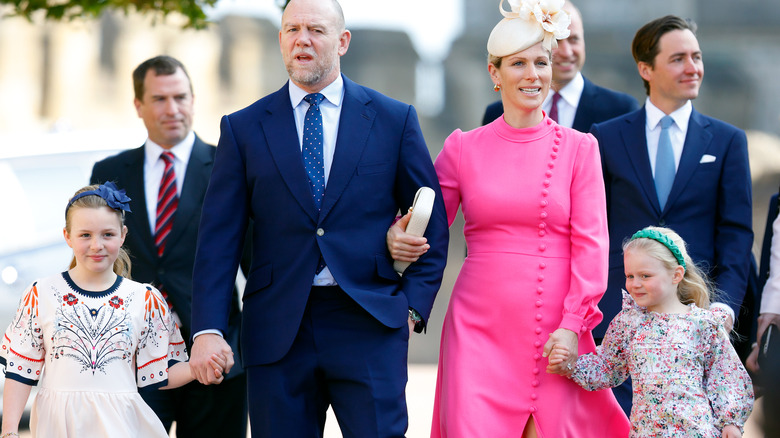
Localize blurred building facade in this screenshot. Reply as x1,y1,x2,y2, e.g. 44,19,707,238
1,0,779,362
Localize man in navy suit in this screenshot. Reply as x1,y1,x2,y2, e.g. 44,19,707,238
187,0,448,436
482,1,638,130
591,15,753,413
90,56,247,437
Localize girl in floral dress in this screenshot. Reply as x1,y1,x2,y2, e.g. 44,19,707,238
549,226,753,437
0,183,226,438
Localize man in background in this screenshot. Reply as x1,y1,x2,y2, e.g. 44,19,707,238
90,55,248,437
591,15,753,414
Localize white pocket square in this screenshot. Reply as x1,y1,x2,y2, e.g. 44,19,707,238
700,154,717,163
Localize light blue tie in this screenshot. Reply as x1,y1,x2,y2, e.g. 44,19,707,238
302,93,327,274
654,115,675,209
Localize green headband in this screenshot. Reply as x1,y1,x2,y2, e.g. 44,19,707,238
630,229,686,270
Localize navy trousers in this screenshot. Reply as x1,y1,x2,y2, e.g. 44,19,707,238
247,286,409,438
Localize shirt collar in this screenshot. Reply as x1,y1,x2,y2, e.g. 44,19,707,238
555,72,584,108
144,130,195,164
289,75,345,109
645,98,692,132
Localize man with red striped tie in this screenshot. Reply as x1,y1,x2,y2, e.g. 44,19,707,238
90,55,248,437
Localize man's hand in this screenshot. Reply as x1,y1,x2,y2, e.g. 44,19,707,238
190,333,234,385
387,211,429,262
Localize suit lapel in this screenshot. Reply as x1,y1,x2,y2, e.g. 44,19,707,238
122,147,156,252
665,109,711,211
619,109,663,213
319,76,375,222
571,77,595,132
163,136,213,255
263,84,320,223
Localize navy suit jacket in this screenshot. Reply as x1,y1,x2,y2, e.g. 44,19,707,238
481,76,639,130
90,137,244,375
591,107,753,338
191,75,449,366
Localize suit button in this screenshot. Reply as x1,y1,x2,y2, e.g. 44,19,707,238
157,269,165,275
316,228,325,236
658,219,666,226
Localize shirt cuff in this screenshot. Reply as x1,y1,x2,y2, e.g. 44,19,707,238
193,329,224,339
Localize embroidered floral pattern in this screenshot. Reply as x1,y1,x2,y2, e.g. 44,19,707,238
108,296,123,309
570,292,753,436
53,290,133,375
63,293,78,306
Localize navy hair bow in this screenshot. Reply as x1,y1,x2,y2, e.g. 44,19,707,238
65,182,132,217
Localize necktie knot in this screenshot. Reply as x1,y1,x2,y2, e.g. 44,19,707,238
660,115,674,129
161,151,175,165
549,92,561,123
304,93,325,109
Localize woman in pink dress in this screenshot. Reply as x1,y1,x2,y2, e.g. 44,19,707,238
389,1,630,436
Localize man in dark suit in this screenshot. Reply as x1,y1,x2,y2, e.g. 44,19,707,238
90,56,247,437
592,15,753,413
482,1,638,130
187,0,448,437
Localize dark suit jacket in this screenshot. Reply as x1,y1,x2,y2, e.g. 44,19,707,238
90,136,244,376
191,75,449,366
591,107,753,338
482,76,639,131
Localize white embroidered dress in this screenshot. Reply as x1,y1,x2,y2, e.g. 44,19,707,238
1,272,187,437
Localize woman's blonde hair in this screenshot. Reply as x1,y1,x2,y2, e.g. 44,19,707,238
623,226,713,309
65,184,132,278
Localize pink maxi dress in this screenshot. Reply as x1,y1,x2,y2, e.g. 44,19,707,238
431,115,630,437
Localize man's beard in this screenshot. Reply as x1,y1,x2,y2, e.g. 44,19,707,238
286,55,336,87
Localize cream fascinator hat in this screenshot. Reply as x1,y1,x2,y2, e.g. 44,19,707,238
487,0,571,57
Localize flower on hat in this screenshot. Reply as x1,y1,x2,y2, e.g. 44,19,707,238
533,0,571,40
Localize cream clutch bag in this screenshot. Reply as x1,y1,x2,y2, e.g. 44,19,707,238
394,187,435,274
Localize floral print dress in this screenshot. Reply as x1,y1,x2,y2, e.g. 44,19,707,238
0,272,187,438
570,292,753,437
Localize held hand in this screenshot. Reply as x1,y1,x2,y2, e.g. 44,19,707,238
190,334,233,385
208,352,231,383
721,424,741,438
543,328,578,376
545,344,574,376
387,211,429,262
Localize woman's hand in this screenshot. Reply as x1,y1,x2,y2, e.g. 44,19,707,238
721,424,741,438
387,211,429,262
543,328,578,376
746,312,780,373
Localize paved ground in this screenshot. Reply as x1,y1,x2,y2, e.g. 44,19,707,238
16,364,768,437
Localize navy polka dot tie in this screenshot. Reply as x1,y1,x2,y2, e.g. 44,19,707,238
303,93,327,274
303,93,325,210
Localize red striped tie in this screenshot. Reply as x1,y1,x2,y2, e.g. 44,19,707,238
155,152,178,257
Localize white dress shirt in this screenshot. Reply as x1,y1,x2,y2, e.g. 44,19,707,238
644,99,691,177
542,72,584,129
142,131,195,231
761,214,780,314
288,77,345,286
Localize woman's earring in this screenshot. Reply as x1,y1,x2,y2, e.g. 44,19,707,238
493,84,501,92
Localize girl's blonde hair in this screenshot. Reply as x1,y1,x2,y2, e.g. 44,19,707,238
65,184,132,278
623,226,713,309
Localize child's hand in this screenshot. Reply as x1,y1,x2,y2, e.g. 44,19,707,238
721,424,741,438
208,352,231,383
545,343,574,376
